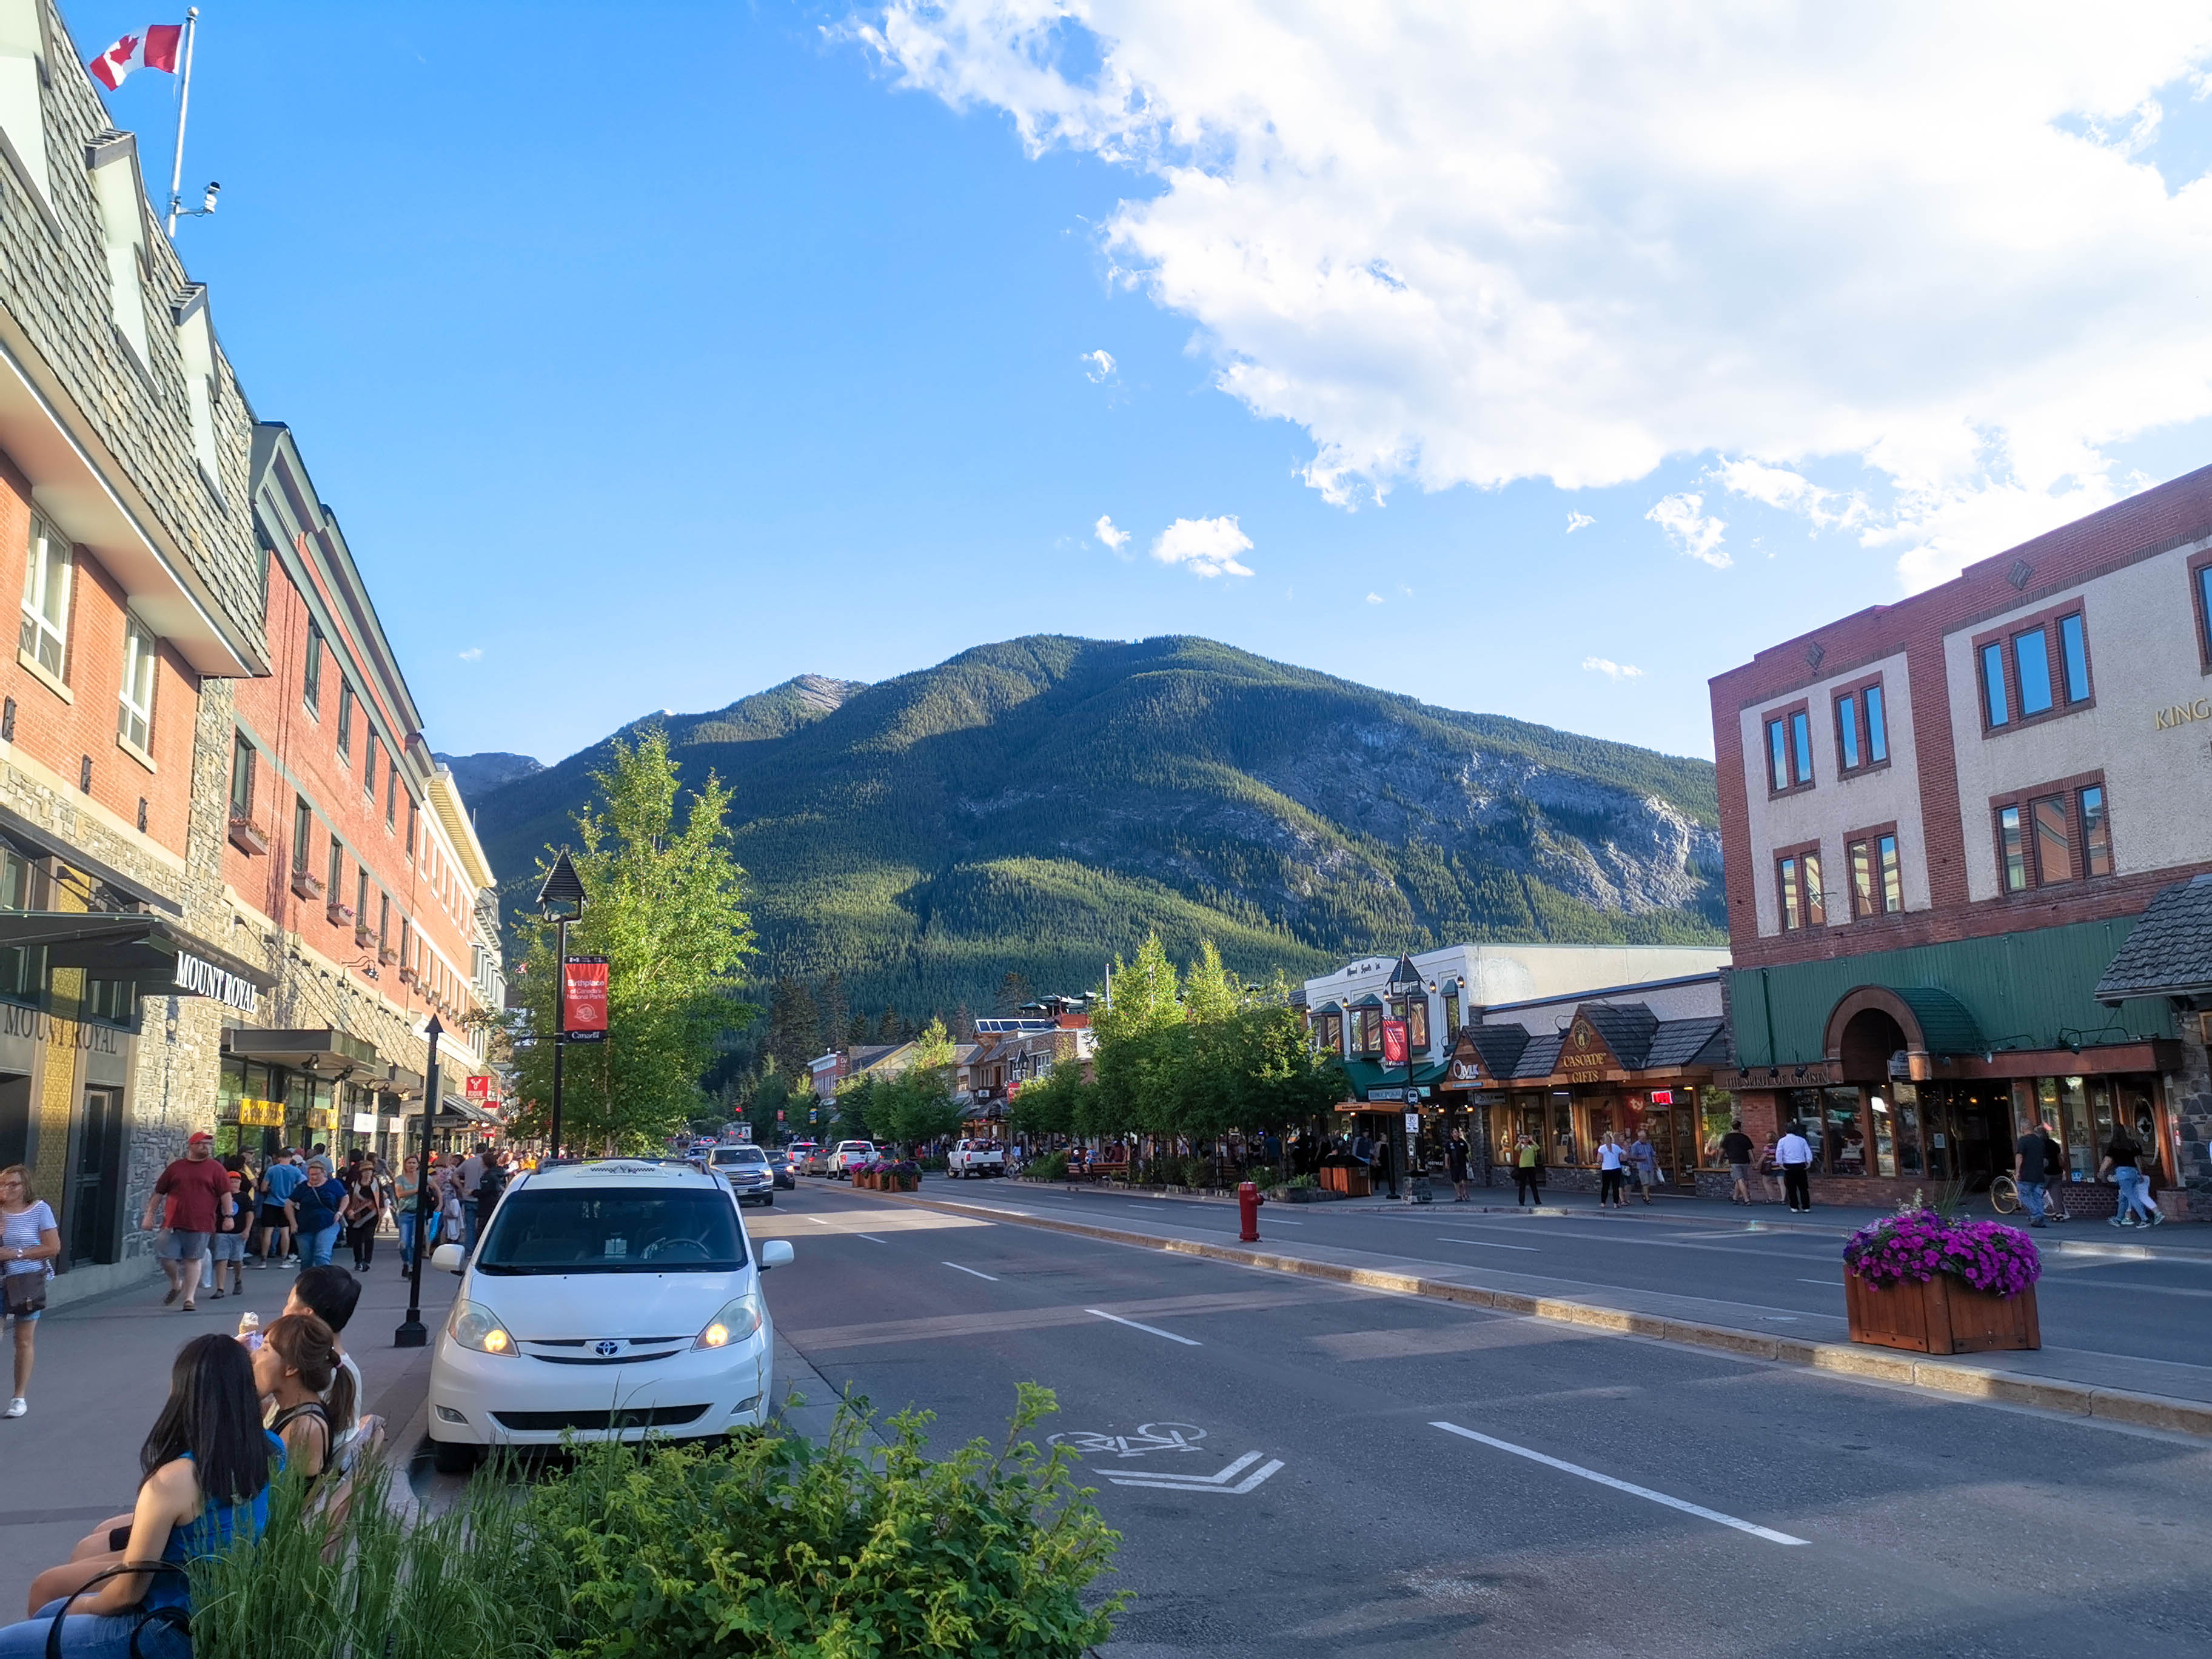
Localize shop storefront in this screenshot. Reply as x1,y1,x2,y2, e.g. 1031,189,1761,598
216,1028,381,1161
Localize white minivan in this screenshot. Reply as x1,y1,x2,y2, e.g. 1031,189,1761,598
424,1159,793,1473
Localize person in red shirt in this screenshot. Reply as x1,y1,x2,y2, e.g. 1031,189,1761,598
142,1131,232,1313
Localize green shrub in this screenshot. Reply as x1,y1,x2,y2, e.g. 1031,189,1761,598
1033,1150,1069,1181
532,1384,1122,1657
1287,1173,1317,1190
1252,1166,1281,1190
1180,1156,1211,1189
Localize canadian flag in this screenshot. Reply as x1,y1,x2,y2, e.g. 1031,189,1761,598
87,24,183,91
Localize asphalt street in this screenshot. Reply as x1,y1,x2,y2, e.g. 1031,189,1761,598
757,1182,2212,1658
895,1179,2212,1373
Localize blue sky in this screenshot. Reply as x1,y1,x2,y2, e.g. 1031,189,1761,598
72,3,2212,768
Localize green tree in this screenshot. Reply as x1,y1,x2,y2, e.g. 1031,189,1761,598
1181,939,1243,1024
507,731,755,1153
767,978,820,1077
1095,933,1181,1046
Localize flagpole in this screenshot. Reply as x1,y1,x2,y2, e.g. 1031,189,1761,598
164,8,199,236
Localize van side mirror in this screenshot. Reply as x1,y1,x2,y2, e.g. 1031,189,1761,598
759,1240,794,1270
431,1243,466,1275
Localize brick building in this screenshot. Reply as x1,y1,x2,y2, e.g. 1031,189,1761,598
1710,466,2212,1216
0,0,275,1297
213,424,503,1166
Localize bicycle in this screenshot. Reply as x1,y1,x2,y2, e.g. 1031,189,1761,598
1988,1174,2019,1215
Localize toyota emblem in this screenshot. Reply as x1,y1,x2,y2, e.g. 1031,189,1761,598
594,1339,621,1358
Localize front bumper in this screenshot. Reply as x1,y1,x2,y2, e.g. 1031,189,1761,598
427,1329,773,1447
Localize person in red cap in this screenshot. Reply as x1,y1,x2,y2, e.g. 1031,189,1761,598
142,1132,231,1313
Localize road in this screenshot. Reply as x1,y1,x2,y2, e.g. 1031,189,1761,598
757,1181,2212,1658
892,1179,2212,1374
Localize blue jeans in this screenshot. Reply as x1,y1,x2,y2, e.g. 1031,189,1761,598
298,1223,340,1268
0,1600,190,1658
2116,1166,2154,1221
2019,1179,2047,1222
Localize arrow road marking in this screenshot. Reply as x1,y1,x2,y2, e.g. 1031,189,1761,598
1086,1308,1202,1346
1104,1450,1284,1495
1432,1422,1807,1546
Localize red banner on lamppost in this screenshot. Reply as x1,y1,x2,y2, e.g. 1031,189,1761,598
1380,1017,1409,1066
464,1074,490,1104
562,956,609,1042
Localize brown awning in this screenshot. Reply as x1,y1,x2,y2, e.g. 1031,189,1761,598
222,1027,379,1076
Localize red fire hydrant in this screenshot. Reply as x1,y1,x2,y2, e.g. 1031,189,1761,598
1238,1179,1263,1243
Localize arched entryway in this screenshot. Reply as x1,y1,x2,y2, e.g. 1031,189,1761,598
1835,1005,1907,1084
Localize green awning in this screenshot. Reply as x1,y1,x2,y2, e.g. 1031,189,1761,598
1339,1057,1451,1100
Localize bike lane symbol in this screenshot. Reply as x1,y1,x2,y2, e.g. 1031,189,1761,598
1048,1423,1209,1459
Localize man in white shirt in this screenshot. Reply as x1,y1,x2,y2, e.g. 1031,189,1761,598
1775,1123,1815,1212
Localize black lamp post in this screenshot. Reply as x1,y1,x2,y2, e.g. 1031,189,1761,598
536,850,586,1159
394,1013,443,1349
1386,953,1424,1202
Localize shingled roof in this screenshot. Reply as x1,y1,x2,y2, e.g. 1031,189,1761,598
1464,1023,1531,1078
1645,1016,1729,1070
1581,1002,1660,1067
2094,874,2212,1004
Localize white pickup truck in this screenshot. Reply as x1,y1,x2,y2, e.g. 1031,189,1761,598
948,1138,1008,1178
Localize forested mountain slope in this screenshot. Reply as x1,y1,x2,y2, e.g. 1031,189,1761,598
466,638,1724,1016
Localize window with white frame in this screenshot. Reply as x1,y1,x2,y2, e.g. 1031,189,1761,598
118,615,156,752
19,510,71,679
0,1,52,207
87,138,151,369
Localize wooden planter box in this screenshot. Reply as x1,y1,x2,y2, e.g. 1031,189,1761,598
1845,1273,2040,1355
1319,1164,1371,1198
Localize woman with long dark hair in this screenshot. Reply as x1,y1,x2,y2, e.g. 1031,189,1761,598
6,1335,279,1651
255,1313,355,1483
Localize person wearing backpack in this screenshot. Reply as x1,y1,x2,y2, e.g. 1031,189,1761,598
470,1147,509,1256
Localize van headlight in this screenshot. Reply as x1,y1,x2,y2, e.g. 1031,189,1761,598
447,1298,517,1356
694,1294,763,1350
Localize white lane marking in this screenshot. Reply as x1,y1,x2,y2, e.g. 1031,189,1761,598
943,1261,1000,1281
1798,1278,1844,1287
856,1235,888,1244
1102,1450,1283,1495
1431,1422,1808,1546
804,1216,831,1227
1269,1219,1304,1225
1436,1236,1539,1252
1086,1307,1202,1346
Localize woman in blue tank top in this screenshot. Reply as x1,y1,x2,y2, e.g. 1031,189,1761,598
2,1334,280,1657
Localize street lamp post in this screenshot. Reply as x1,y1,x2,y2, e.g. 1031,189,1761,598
1386,953,1426,1204
536,851,586,1159
394,1013,444,1349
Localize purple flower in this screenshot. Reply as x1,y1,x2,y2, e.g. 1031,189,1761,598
1843,1208,2040,1296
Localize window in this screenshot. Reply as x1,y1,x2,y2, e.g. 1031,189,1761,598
174,295,223,497
364,734,378,800
1442,983,1462,1042
378,891,391,950
229,733,255,820
88,139,150,368
303,623,323,714
1402,997,1429,1052
1977,607,2091,734
117,617,155,752
1847,831,1903,919
1763,703,1814,793
1356,1006,1382,1054
1980,643,2009,727
400,917,411,967
19,511,70,679
355,867,369,929
1316,1012,1343,1051
1993,779,2112,891
292,796,312,872
2197,560,2212,669
1832,677,1891,776
386,768,397,828
327,839,343,905
406,799,418,858
1776,848,1825,930
338,685,353,759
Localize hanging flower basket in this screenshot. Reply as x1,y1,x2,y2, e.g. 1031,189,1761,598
1841,1209,2042,1354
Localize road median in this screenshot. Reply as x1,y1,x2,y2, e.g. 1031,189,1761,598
839,1183,2212,1439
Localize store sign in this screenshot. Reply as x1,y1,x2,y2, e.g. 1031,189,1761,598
1367,1085,1426,1102
382,1116,405,1135
1649,1089,1674,1106
1380,1018,1409,1066
464,1074,491,1103
1558,1019,1617,1078
307,1107,340,1131
561,956,609,1042
350,1111,378,1135
175,951,258,1016
238,1098,284,1127
1404,1111,1421,1136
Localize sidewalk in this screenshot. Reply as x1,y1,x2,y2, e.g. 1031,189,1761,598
0,1247,455,1619
859,1182,2212,1433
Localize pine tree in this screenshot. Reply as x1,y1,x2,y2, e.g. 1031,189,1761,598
994,971,1034,1016
766,979,820,1078
1182,939,1242,1024
816,972,849,1056
1096,933,1181,1045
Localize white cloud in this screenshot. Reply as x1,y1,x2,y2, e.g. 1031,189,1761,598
1566,512,1594,534
1364,591,1382,604
1646,493,1731,569
1582,655,1645,681
1094,514,1131,551
1081,347,1118,383
1150,514,1253,577
1710,458,1867,531
457,647,483,662
856,3,2212,586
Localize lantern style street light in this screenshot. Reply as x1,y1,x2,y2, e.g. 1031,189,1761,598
537,850,586,1159
1386,953,1424,1201
394,1013,444,1349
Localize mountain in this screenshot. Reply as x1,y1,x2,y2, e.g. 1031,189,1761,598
465,637,1724,1017
434,751,546,800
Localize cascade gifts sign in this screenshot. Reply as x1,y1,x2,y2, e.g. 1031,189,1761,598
561,956,609,1042
1380,1017,1409,1067
1559,1016,1621,1080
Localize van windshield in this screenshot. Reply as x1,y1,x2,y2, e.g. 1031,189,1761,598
474,1190,745,1275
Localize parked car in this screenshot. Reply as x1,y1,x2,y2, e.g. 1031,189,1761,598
786,1140,823,1175
425,1158,793,1474
826,1140,877,1179
706,1142,776,1206
948,1139,1007,1178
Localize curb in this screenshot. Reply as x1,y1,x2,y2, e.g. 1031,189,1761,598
851,1187,2212,1439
